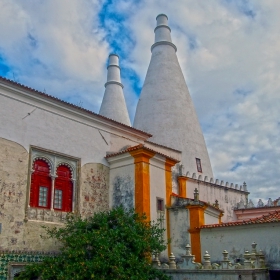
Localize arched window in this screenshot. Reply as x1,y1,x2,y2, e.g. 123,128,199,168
30,159,52,208
54,165,73,212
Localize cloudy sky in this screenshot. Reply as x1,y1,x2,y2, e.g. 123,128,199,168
1,0,279,204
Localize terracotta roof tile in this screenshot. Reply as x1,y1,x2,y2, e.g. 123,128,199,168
199,210,280,229
170,194,224,213
145,140,182,153
106,144,179,163
0,76,152,137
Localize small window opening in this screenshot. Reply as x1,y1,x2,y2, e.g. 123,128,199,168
196,158,202,173
157,198,164,211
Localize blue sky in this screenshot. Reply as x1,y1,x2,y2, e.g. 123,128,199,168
1,0,280,203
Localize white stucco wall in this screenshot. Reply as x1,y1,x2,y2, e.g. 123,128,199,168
169,208,190,259
204,208,220,225
187,179,247,222
144,141,182,162
0,86,147,167
149,155,166,223
201,223,280,269
149,155,169,258
106,153,135,209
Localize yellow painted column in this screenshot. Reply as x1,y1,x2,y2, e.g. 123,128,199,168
177,176,188,197
165,159,179,255
219,213,223,224
187,205,207,262
130,148,155,221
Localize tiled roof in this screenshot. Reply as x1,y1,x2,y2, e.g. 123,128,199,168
105,144,179,162
170,193,224,213
145,140,182,153
199,210,280,229
0,76,152,137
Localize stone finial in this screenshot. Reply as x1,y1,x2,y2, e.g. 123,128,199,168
247,199,255,208
221,250,232,269
203,251,212,269
194,188,199,202
257,199,264,207
223,250,229,261
198,175,203,180
152,253,161,268
220,180,224,186
180,243,199,269
243,182,247,191
256,250,266,268
169,253,177,269
192,173,197,179
204,176,208,182
235,184,239,189
238,197,245,209
215,179,219,185
250,242,257,264
185,244,192,256
214,200,219,208
243,250,252,269
251,242,257,254
267,198,273,206
230,183,234,188
179,164,184,176
225,182,229,187
210,178,214,183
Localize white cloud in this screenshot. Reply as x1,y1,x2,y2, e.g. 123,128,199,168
1,0,280,202
0,0,109,111
120,0,280,202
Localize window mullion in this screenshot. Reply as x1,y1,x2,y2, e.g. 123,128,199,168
50,175,56,210
71,179,76,213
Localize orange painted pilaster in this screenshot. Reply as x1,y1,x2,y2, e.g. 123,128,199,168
187,205,207,262
165,159,179,255
130,148,155,221
219,213,223,224
177,176,188,197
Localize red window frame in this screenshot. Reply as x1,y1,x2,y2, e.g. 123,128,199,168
54,165,73,212
30,160,73,212
30,159,52,209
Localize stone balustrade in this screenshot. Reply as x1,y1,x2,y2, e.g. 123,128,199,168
152,242,268,280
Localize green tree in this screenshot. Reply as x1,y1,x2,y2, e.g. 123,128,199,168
17,207,170,280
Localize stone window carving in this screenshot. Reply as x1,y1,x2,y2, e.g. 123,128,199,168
196,158,202,173
27,147,79,222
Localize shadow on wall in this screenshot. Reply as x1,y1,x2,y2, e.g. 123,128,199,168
113,175,134,209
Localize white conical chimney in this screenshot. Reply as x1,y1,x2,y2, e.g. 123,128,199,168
99,54,131,126
134,14,213,180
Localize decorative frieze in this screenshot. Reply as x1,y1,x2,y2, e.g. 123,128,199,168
0,250,57,280
153,242,267,271
26,207,67,223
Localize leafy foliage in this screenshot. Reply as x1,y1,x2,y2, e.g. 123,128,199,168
17,207,170,280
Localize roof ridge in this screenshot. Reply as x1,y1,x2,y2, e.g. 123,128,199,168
0,76,152,137
106,143,179,162
199,209,280,229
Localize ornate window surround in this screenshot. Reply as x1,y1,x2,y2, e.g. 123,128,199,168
25,146,80,223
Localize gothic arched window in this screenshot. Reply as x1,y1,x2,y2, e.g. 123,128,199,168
30,159,52,208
